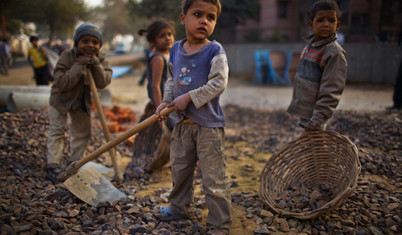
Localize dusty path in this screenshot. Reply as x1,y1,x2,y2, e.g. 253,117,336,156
0,55,394,113
107,74,394,113
221,79,394,111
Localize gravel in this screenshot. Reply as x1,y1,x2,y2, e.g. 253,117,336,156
0,106,401,234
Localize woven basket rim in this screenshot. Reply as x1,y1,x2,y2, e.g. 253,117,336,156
259,130,360,220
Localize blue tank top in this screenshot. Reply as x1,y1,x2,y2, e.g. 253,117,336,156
147,51,168,106
170,40,226,127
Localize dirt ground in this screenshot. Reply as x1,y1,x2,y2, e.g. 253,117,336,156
0,55,399,234
0,56,263,233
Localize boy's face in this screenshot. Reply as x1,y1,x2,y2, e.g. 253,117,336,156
77,35,100,57
180,0,218,43
309,9,340,42
31,39,39,47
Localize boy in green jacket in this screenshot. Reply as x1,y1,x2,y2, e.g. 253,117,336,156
46,23,112,183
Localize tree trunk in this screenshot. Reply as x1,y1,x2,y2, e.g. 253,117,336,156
47,21,55,47
1,3,7,39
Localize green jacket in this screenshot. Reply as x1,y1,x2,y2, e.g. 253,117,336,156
49,47,112,115
287,33,347,127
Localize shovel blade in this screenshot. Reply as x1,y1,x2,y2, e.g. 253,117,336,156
63,166,126,206
80,161,114,181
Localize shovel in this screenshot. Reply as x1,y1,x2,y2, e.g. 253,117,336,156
87,69,123,183
60,105,175,180
63,165,126,207
60,101,174,205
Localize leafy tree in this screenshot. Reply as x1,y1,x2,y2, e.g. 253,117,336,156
28,0,88,45
0,0,33,37
127,0,180,21
2,0,87,45
126,0,183,38
101,0,142,43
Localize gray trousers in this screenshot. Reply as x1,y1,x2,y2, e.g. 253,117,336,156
47,106,91,165
169,122,232,232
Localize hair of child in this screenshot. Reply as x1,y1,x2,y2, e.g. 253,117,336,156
181,0,222,16
29,35,39,43
138,19,176,44
309,0,339,20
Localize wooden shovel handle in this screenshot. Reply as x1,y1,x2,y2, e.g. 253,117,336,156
63,105,175,179
87,70,123,183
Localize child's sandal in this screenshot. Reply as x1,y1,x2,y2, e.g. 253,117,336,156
154,206,183,221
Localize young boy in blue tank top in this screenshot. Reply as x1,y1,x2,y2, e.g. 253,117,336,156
155,0,231,234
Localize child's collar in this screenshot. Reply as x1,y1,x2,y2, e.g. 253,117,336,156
306,33,337,47
179,39,215,54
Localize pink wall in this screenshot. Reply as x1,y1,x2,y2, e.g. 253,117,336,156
236,0,305,42
235,0,399,43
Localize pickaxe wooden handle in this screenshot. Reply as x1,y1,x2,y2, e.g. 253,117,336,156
61,105,175,180
87,69,123,183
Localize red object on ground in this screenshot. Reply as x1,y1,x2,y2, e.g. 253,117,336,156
107,121,120,133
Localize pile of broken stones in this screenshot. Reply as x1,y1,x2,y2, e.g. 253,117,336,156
0,106,401,234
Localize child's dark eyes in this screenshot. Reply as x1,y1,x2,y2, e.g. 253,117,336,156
193,11,216,21
158,33,172,39
81,39,99,45
207,14,216,21
316,18,336,23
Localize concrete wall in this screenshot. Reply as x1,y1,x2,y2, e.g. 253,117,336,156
223,43,401,84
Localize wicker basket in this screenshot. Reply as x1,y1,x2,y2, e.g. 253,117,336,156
259,130,360,220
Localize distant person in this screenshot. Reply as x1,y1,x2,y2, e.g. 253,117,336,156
27,35,50,85
52,39,69,55
0,37,11,75
51,39,62,55
387,26,402,111
46,22,112,183
287,0,347,131
154,0,231,234
59,41,71,54
127,19,176,173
